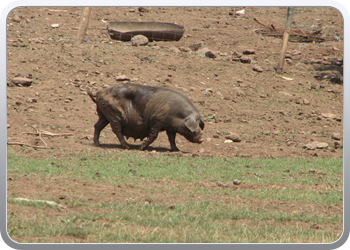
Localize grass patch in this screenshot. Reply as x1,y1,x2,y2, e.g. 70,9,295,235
7,150,343,243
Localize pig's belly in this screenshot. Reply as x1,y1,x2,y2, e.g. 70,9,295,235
122,122,149,140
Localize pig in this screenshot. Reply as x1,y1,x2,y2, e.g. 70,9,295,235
88,83,204,151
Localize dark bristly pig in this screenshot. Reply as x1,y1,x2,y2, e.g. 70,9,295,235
88,83,204,151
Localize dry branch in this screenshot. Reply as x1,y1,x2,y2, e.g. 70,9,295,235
7,142,51,149
254,17,327,43
8,126,74,149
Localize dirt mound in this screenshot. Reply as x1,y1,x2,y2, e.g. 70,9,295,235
7,7,343,159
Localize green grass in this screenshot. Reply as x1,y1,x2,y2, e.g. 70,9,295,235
7,149,343,243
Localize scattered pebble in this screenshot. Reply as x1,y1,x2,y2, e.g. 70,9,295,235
243,49,255,55
240,56,251,63
11,77,33,86
217,181,230,187
116,75,130,81
225,133,241,142
321,113,341,122
303,141,329,150
131,35,149,46
205,51,216,59
252,65,263,72
233,179,241,185
331,133,341,140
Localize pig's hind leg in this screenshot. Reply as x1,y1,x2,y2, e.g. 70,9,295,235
93,109,109,146
109,120,130,149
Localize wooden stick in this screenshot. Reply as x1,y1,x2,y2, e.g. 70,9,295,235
7,142,51,149
253,18,274,31
75,7,92,45
277,7,295,74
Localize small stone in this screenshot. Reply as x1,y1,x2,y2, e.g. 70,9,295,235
334,141,343,149
11,77,33,86
7,124,10,128
26,98,37,103
303,142,318,150
331,133,341,140
13,15,22,22
240,56,251,63
321,113,341,122
138,7,149,12
252,65,263,72
233,179,241,185
205,88,214,96
303,141,328,150
316,142,328,149
51,24,60,28
205,51,216,59
225,133,241,142
131,35,149,46
189,43,203,51
243,49,255,55
303,98,310,105
217,181,230,187
116,75,130,81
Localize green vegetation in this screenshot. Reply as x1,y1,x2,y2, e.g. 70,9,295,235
7,150,343,243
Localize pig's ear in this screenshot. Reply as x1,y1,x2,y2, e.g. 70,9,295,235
199,118,205,130
184,116,198,132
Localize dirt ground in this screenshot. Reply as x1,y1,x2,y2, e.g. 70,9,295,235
7,6,343,159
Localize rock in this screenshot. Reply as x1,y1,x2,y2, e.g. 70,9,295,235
225,133,241,142
252,65,263,72
189,43,203,51
26,98,37,103
205,51,216,59
116,75,130,81
233,179,241,185
205,88,214,96
240,56,251,63
316,142,328,149
321,113,341,122
13,15,22,22
303,141,328,150
243,49,255,55
7,124,10,128
334,141,343,149
303,142,318,150
331,133,341,140
217,181,230,187
138,7,149,12
131,35,149,46
303,98,310,105
11,77,33,86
